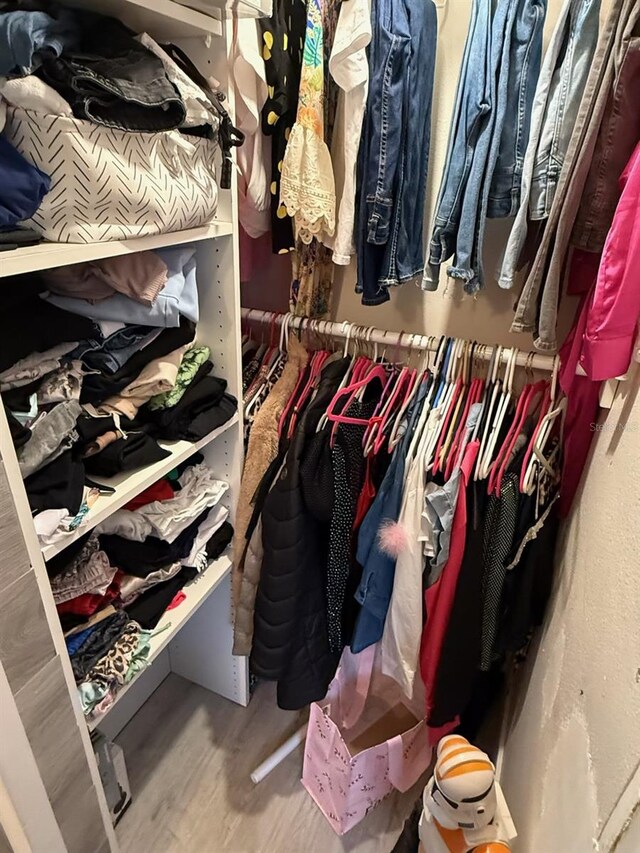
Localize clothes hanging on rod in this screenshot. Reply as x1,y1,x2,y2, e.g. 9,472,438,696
235,311,563,741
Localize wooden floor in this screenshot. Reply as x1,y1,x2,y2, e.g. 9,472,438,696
115,674,426,853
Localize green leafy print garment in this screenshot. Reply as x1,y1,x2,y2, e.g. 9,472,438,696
147,345,211,411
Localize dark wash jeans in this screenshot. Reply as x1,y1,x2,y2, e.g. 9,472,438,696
356,0,437,306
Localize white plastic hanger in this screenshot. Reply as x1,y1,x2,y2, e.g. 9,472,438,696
476,347,519,480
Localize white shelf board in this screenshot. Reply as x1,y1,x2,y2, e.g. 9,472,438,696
87,554,232,732
0,222,233,279
180,0,270,18
41,413,238,563
64,0,222,38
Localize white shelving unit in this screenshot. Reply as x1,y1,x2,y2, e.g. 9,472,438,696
0,5,248,849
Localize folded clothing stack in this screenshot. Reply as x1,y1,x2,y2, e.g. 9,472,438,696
53,458,234,718
0,247,237,548
0,3,236,245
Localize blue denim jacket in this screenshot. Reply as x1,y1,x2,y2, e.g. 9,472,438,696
356,0,437,305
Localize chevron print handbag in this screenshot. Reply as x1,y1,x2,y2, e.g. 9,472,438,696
5,107,219,243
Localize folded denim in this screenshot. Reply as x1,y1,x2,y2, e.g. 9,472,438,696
0,134,51,229
50,533,115,604
97,463,228,543
0,6,79,76
17,399,81,478
43,246,198,329
68,326,162,375
37,14,185,132
43,251,168,306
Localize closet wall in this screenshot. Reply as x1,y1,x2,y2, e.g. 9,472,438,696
500,379,640,852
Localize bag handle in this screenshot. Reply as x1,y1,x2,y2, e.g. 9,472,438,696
336,644,377,730
387,724,431,792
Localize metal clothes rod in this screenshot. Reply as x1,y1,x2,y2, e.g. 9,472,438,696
241,308,557,373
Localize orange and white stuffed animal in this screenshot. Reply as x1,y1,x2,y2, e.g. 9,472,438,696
418,736,516,853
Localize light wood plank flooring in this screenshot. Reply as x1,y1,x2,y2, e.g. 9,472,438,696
115,675,426,853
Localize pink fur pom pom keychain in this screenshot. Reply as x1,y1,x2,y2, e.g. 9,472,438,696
377,519,409,557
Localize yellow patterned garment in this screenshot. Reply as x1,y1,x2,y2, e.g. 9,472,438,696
280,0,336,244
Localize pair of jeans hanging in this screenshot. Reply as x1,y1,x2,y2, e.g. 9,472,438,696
356,0,437,305
424,0,546,294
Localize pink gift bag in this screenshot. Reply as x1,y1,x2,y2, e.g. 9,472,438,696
302,645,432,835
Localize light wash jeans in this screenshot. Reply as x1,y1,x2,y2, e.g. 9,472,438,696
425,0,545,293
511,0,638,350
497,0,601,290
487,0,547,218
423,0,492,291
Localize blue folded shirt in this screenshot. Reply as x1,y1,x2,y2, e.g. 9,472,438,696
42,246,199,328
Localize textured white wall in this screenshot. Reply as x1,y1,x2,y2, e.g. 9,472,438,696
500,373,640,852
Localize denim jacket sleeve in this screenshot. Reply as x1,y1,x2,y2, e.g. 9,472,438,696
364,22,411,245
582,142,640,381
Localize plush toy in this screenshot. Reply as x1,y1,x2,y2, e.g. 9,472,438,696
418,735,516,853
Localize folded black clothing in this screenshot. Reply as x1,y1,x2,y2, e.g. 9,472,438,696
24,450,85,515
80,318,196,405
75,412,148,453
84,431,171,478
5,407,31,449
0,296,97,373
46,531,91,579
142,373,235,442
125,566,197,630
59,612,89,633
185,392,237,442
99,507,210,577
37,12,185,133
205,521,234,561
70,610,129,682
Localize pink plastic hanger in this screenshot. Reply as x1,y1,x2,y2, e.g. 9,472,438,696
326,363,389,447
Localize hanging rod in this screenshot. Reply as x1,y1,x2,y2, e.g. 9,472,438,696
241,308,558,373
